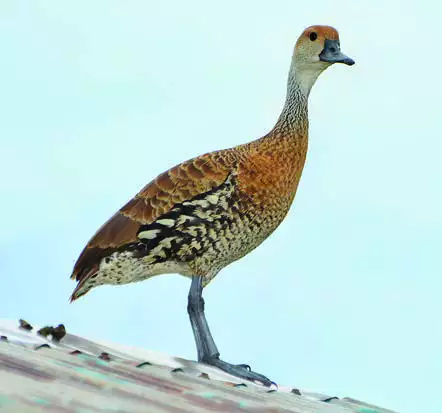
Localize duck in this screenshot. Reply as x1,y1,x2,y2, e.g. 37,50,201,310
70,25,354,386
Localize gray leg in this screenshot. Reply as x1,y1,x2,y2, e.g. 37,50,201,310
187,276,274,387
187,276,219,360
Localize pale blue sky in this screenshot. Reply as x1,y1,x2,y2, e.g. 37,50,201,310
1,1,441,412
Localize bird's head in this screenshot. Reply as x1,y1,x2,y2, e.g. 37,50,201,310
291,25,354,94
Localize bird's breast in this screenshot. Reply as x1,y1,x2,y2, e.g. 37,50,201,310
237,140,308,214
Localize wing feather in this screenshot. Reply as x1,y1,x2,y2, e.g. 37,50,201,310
70,150,236,286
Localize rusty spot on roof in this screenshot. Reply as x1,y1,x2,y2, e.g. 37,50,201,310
98,352,112,361
19,319,33,331
323,396,340,402
37,324,66,342
35,344,51,350
171,367,184,373
136,361,152,368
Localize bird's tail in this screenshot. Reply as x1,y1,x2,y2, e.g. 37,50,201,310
69,267,98,302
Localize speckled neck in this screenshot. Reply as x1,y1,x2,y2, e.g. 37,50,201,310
273,71,309,135
247,59,326,163
271,57,327,137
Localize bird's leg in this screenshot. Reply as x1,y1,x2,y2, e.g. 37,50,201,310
187,276,274,387
187,276,219,360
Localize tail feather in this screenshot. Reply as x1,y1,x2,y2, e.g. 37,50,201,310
70,266,98,302
69,244,119,302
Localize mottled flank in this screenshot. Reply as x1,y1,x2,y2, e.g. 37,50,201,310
70,24,353,301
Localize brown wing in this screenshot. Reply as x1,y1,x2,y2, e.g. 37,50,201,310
70,149,237,287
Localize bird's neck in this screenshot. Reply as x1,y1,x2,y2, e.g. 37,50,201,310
274,71,310,135
242,64,324,197
259,66,318,149
250,64,325,159
248,67,318,175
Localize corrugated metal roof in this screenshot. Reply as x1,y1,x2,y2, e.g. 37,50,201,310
0,319,398,413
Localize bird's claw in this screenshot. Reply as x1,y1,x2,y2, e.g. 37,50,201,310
202,356,273,387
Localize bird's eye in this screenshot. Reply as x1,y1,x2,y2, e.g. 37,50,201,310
309,32,318,41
